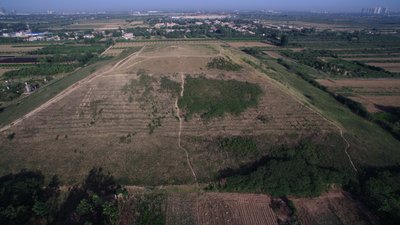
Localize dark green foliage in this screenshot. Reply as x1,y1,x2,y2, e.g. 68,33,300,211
280,35,289,46
160,76,181,97
84,168,118,197
4,64,75,78
30,44,106,55
218,143,348,197
148,117,163,134
219,136,258,158
54,167,121,225
207,57,243,71
334,94,370,118
7,132,15,140
372,106,400,140
357,168,400,225
42,52,98,65
241,48,261,56
135,193,165,225
178,76,262,119
0,170,60,225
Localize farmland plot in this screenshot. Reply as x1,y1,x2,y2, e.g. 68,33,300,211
292,191,380,225
165,192,280,225
317,78,400,112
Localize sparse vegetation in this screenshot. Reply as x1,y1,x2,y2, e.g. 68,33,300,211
207,57,243,71
160,76,181,97
133,193,165,225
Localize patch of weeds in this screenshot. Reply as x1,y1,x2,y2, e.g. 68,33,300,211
148,117,164,134
256,115,270,124
134,193,166,225
219,136,259,158
207,57,243,71
119,132,136,144
160,76,181,97
89,100,104,125
178,76,262,120
7,132,15,140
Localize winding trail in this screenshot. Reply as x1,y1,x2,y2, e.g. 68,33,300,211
271,78,358,172
305,104,358,172
175,73,198,184
246,52,359,173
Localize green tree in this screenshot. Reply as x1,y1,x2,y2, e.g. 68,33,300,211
280,35,289,46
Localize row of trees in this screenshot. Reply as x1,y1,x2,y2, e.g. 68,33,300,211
0,168,122,225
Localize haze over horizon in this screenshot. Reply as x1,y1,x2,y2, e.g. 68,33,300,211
1,0,400,13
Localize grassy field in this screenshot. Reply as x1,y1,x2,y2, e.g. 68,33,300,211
243,51,400,167
178,76,262,119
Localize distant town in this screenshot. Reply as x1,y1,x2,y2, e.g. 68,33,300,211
0,7,397,43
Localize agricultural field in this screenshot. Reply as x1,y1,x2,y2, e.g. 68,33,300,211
0,44,44,54
119,191,291,225
292,190,380,225
367,63,400,73
317,79,400,113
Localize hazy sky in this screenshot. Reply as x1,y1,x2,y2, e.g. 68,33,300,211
2,0,400,12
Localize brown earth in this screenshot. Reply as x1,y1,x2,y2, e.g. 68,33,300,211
0,68,14,76
0,45,42,53
342,57,400,62
165,192,281,225
366,62,400,72
0,43,339,184
292,190,380,225
317,78,400,112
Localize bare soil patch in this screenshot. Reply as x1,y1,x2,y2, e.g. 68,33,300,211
342,57,400,62
367,62,400,72
0,68,14,76
0,45,42,53
292,190,380,225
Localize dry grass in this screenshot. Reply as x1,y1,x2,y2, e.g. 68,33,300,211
367,62,400,72
0,68,14,76
0,45,43,53
0,43,339,184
